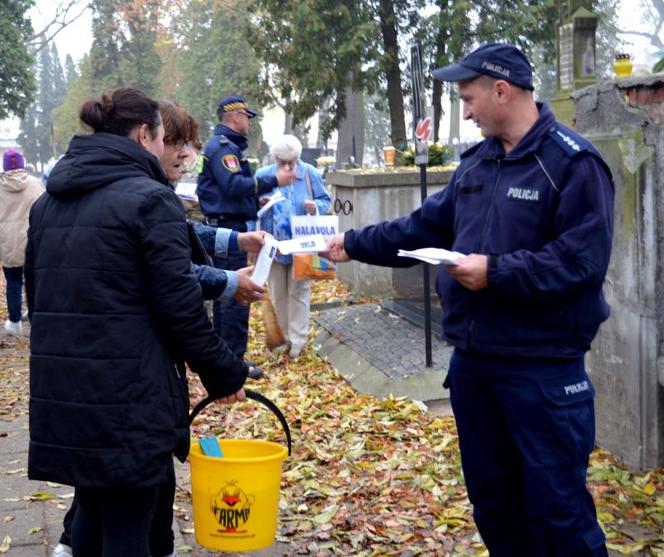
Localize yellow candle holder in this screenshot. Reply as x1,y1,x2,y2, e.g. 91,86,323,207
614,54,633,79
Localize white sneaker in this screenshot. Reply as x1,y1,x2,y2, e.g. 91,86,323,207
4,319,22,335
52,544,73,557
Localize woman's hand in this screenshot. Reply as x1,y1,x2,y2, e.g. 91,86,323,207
304,200,316,214
217,388,246,404
233,266,266,304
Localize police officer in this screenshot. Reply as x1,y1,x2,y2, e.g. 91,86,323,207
197,96,295,378
325,43,613,557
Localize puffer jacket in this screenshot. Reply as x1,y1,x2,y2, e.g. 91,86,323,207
0,169,43,267
26,132,248,487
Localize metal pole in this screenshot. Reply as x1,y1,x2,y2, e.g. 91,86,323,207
420,163,432,367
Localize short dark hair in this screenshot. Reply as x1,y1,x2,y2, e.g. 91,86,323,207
79,87,161,138
158,100,202,150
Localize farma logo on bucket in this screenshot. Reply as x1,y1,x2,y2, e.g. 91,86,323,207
210,480,255,535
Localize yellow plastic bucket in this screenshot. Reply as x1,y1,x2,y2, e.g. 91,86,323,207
188,391,291,552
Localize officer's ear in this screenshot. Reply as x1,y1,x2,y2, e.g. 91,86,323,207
493,80,512,105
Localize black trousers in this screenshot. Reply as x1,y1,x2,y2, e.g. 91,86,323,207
71,485,158,557
61,462,176,557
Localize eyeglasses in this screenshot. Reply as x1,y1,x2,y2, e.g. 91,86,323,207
171,140,193,151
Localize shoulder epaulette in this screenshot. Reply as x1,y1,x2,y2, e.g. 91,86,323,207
218,135,230,146
547,124,593,158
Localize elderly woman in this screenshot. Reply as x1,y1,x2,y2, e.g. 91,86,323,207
256,135,330,358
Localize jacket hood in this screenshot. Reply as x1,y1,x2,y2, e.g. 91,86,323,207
47,132,168,196
472,102,556,160
0,168,33,193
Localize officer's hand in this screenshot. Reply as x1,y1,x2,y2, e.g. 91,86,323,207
238,231,272,255
321,233,350,262
216,388,246,405
258,196,271,208
233,266,266,304
276,166,296,186
304,200,317,214
446,254,488,291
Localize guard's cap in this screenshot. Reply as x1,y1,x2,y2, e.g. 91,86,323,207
217,95,257,118
432,43,534,91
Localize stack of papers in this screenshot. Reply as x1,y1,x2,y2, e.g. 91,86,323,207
397,248,465,266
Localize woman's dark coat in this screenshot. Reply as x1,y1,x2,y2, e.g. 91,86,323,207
25,132,247,487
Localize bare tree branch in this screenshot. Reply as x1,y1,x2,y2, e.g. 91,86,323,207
28,0,90,51
620,29,664,50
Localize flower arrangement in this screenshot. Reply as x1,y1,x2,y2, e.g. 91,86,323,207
316,155,335,168
397,143,454,167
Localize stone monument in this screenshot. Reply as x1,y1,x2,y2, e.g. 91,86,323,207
572,76,664,470
550,0,598,126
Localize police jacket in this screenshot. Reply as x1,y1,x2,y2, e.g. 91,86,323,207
197,124,278,220
26,132,248,487
345,104,614,359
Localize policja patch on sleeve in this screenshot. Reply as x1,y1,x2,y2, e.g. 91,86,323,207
222,154,241,172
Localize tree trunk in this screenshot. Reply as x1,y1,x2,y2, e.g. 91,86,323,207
432,79,443,144
378,0,407,149
336,87,365,167
284,112,295,135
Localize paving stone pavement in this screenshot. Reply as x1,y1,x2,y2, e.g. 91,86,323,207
313,302,453,403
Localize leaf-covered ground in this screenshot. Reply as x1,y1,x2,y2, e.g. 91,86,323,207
0,277,662,555
185,280,664,556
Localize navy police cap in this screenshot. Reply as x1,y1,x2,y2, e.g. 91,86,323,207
432,43,534,91
218,95,257,118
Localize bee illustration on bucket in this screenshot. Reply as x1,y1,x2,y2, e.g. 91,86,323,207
211,480,255,533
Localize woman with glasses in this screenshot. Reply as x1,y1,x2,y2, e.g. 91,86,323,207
256,135,331,358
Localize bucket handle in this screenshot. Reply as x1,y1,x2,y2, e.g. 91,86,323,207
189,389,292,456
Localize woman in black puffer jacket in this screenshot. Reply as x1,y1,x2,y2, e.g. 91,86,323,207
25,87,248,557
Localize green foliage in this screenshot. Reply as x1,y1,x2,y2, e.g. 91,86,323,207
117,1,162,95
18,41,68,169
0,0,36,119
52,57,94,154
247,0,381,139
653,57,664,74
398,143,453,167
170,0,262,147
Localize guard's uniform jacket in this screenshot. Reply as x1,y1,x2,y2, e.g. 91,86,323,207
345,103,614,359
197,124,277,221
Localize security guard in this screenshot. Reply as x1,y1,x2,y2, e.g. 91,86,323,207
325,43,612,557
197,96,295,378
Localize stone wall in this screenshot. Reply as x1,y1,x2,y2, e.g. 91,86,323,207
326,169,453,296
573,75,664,469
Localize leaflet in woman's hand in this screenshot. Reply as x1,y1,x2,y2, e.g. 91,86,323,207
397,248,465,265
251,236,279,286
257,191,286,219
277,235,328,255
